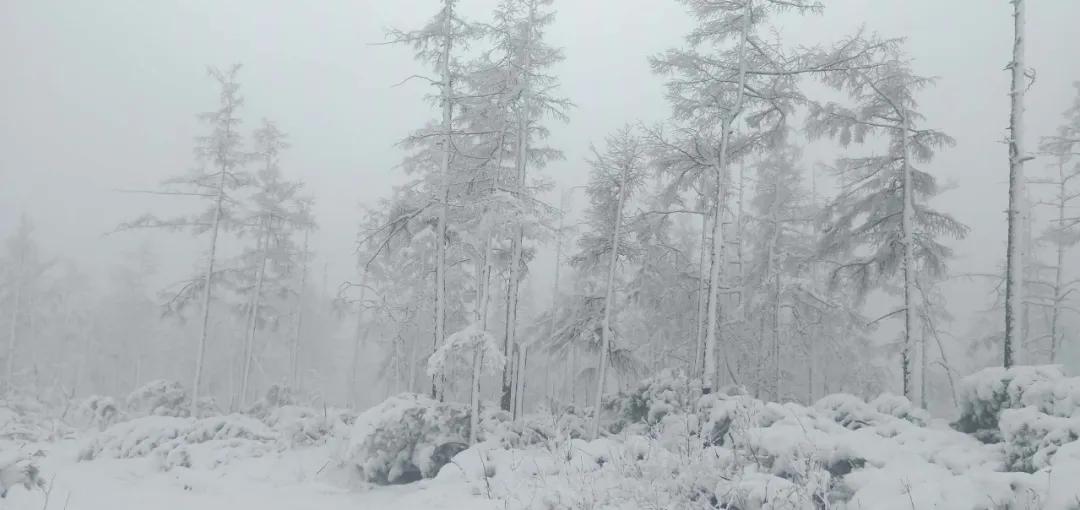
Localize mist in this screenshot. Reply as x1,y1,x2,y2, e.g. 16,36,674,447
2,0,1080,507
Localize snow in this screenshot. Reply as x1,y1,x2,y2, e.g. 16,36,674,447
6,369,1080,509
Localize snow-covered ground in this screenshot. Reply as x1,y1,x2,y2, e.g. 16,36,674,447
5,366,1080,509
5,440,494,510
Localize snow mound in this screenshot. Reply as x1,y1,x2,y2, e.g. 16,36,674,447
125,380,191,417
954,365,1065,438
344,393,470,485
78,413,280,470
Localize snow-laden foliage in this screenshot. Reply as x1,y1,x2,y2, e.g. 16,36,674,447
263,405,354,447
77,413,278,470
433,386,1080,509
427,323,505,379
125,380,191,418
954,365,1066,437
344,393,471,485
71,395,122,430
1000,406,1080,473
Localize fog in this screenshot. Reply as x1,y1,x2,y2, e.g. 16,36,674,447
6,0,1080,507
3,0,1080,420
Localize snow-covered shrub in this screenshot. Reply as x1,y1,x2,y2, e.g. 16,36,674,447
78,413,280,470
1021,376,1080,418
78,415,191,461
999,407,1080,472
125,380,190,417
345,393,470,485
263,405,353,447
245,384,296,419
70,396,122,430
606,368,698,433
953,365,1064,437
869,393,930,426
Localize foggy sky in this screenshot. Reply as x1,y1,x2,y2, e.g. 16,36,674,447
2,0,1079,333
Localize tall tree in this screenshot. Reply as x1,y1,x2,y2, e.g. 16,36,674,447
387,0,479,399
808,56,968,399
651,0,892,393
1004,0,1033,367
1036,82,1080,362
582,127,648,438
1,215,52,393
118,64,248,414
235,120,313,408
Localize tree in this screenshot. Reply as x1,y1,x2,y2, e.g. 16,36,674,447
1004,0,1033,367
386,0,480,399
474,0,569,412
1036,82,1080,362
234,119,313,408
582,127,648,438
650,0,892,393
118,64,249,414
808,56,968,399
0,215,52,393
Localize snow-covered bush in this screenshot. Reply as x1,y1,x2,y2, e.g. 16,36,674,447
1021,376,1080,418
953,365,1064,437
1000,406,1080,472
78,415,191,461
125,380,190,417
71,396,122,430
245,384,296,419
344,393,471,485
78,413,280,470
263,405,353,447
606,368,698,433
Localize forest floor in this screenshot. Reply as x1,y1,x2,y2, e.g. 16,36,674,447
4,439,493,510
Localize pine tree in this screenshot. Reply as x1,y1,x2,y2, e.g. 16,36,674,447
808,56,968,399
118,64,249,414
651,0,893,393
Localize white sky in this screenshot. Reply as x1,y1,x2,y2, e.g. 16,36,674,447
2,0,1078,333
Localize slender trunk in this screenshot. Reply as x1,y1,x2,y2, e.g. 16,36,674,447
702,0,752,394
348,277,369,408
240,215,271,408
468,346,482,445
590,162,631,439
290,229,310,390
502,2,537,412
920,320,929,409
1050,163,1066,362
5,248,23,393
768,180,782,401
1004,0,1027,368
693,204,709,378
901,116,917,401
192,161,229,416
516,345,528,418
433,0,455,399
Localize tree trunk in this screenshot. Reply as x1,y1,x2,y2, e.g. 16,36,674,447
1004,0,1027,368
239,215,271,408
502,2,537,412
432,0,455,400
5,246,24,393
701,0,752,395
290,229,310,391
901,115,917,401
191,159,229,416
348,276,369,408
1050,162,1066,362
468,346,482,445
693,204,709,378
590,162,631,439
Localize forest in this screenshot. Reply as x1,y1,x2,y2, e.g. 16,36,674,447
3,0,1080,508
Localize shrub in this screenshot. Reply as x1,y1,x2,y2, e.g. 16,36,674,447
344,393,470,485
